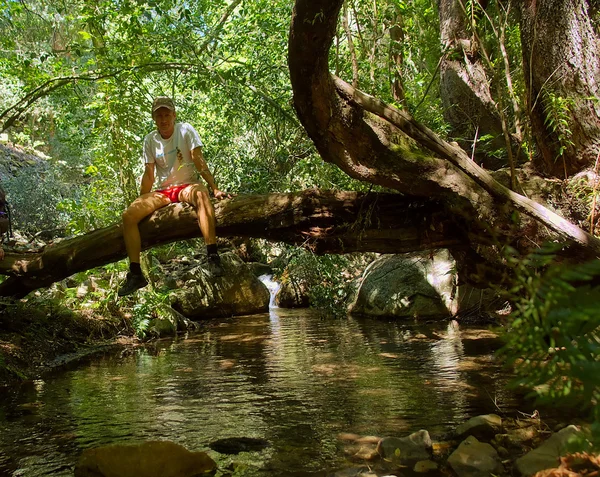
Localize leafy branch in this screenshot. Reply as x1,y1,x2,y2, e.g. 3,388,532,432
0,62,198,132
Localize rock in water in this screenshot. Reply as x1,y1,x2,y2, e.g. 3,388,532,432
74,440,216,477
208,437,271,454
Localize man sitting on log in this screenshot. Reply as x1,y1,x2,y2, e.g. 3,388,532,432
118,96,229,297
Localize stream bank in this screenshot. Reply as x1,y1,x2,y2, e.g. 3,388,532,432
0,296,133,385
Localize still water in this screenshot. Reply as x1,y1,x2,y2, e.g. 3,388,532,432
0,309,525,476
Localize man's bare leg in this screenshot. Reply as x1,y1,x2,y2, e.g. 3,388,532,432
179,183,216,243
179,184,223,275
122,192,171,262
119,192,171,295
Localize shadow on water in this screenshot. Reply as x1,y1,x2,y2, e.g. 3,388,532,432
0,309,533,476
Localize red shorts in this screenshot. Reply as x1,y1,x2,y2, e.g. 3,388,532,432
156,184,190,202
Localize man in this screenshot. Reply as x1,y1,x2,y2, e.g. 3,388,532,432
118,96,228,297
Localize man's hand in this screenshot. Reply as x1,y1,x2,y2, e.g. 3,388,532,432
213,189,232,200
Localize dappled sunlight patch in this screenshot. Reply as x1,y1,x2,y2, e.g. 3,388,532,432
313,352,335,361
219,333,245,341
236,321,269,328
180,336,210,344
338,432,362,441
406,332,435,342
0,341,19,353
434,378,478,394
17,401,44,411
219,333,269,343
432,441,454,456
114,336,138,346
357,388,394,397
457,356,496,372
218,359,236,369
311,363,338,375
311,363,382,379
460,329,501,340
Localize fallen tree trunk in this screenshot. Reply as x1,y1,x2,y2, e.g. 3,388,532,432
0,190,459,297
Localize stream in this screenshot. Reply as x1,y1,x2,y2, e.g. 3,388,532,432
0,308,529,476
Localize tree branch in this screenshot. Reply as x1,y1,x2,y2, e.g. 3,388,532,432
333,77,600,254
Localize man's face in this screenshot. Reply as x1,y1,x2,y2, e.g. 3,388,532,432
152,107,176,138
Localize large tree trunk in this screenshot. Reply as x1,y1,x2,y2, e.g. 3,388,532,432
520,0,600,176
0,191,459,297
288,0,600,260
438,0,504,145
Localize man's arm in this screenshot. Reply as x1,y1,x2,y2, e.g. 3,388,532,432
191,147,228,199
140,163,156,195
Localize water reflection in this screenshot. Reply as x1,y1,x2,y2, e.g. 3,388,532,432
0,309,523,476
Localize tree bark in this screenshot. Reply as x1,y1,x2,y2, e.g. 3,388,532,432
519,0,600,176
438,0,504,145
0,191,460,297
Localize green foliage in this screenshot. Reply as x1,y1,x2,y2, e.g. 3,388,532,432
130,289,172,339
501,244,600,447
275,247,372,316
331,0,445,128
3,163,72,236
564,175,597,229
543,92,575,161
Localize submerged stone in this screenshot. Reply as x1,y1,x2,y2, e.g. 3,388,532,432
73,440,216,477
377,429,432,464
208,437,271,454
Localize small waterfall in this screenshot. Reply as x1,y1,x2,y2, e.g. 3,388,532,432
258,274,281,308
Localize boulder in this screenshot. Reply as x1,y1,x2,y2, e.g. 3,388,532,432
456,414,503,441
149,304,198,337
447,435,503,477
170,253,270,319
247,262,272,277
349,251,454,318
73,440,216,477
376,429,432,464
515,425,583,476
349,251,501,319
275,277,309,308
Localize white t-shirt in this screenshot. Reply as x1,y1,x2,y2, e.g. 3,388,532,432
143,122,204,189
